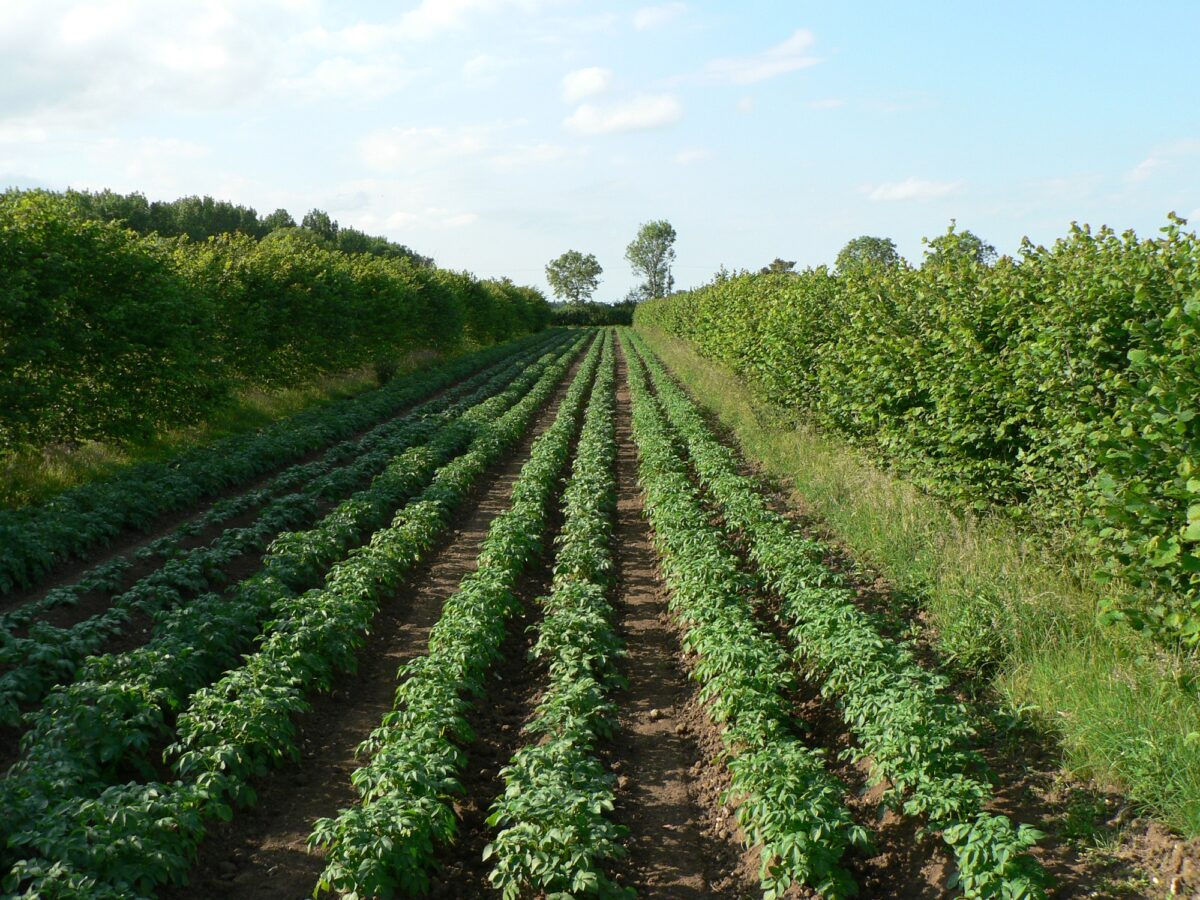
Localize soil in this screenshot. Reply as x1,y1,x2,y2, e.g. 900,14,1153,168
161,347,582,900
605,341,757,898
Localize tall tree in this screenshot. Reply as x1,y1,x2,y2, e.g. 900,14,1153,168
301,208,339,244
625,219,676,299
923,221,997,267
262,208,296,231
835,236,901,274
545,250,603,304
760,257,797,274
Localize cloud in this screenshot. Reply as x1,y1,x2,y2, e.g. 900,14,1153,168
736,96,754,114
1128,139,1200,182
809,97,844,109
320,0,550,47
562,66,612,103
697,29,819,85
674,147,710,164
359,126,491,171
864,177,962,202
564,94,682,135
633,2,686,30
0,0,314,126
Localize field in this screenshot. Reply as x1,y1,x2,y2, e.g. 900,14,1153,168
1,325,1195,899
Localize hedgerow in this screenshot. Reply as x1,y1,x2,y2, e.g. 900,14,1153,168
635,218,1200,647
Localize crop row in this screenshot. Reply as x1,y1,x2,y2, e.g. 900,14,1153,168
0,333,569,724
0,330,555,597
0,335,589,897
484,330,629,898
310,332,608,898
0,330,564,636
621,332,868,898
628,332,1046,898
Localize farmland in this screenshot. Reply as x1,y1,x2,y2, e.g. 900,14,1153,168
1,317,1195,899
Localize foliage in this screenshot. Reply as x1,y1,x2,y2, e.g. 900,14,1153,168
551,301,635,327
486,333,632,898
546,249,604,304
834,235,901,274
634,215,1200,648
0,337,585,895
923,221,997,267
0,190,546,452
311,335,604,897
630,332,1047,897
760,257,797,274
625,219,677,299
621,333,868,898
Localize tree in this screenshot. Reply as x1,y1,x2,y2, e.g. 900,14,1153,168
301,208,339,244
625,219,676,299
760,257,796,274
923,221,997,267
262,208,296,231
835,236,901,274
545,250,603,304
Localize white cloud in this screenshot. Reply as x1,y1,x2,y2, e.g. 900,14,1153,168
674,147,710,164
318,0,549,48
562,66,612,103
564,94,682,136
633,2,686,30
359,126,491,171
736,96,754,114
697,29,819,85
864,177,962,202
462,53,512,82
809,97,844,109
1128,139,1200,182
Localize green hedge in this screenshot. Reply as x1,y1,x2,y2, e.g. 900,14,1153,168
0,191,549,446
635,218,1200,647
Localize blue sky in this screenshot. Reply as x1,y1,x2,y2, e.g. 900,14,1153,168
2,0,1198,300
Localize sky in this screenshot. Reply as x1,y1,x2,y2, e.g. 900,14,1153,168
2,0,1198,301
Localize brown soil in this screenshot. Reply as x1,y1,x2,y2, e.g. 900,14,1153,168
161,348,582,900
605,342,756,898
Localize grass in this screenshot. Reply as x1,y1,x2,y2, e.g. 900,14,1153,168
636,325,1200,838
0,356,437,510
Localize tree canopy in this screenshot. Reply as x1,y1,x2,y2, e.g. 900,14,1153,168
835,236,901,274
545,250,603,304
625,219,676,299
923,221,997,267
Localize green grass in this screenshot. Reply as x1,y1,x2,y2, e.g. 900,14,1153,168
636,325,1200,838
0,354,440,510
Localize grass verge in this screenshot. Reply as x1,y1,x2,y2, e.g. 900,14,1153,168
636,325,1200,838
0,353,442,510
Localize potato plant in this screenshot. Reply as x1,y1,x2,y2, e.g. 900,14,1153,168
629,332,1047,898
309,334,606,897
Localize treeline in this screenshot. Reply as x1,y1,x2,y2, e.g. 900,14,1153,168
60,188,433,265
0,190,549,448
636,217,1200,647
550,300,635,326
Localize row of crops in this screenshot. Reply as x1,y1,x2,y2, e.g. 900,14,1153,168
0,326,1055,897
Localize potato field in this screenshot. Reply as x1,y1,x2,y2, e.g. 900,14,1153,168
0,327,1190,899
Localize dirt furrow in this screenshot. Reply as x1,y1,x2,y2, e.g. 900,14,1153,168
606,343,754,898
163,351,582,900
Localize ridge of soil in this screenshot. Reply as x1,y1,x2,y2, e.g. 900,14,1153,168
161,348,583,900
